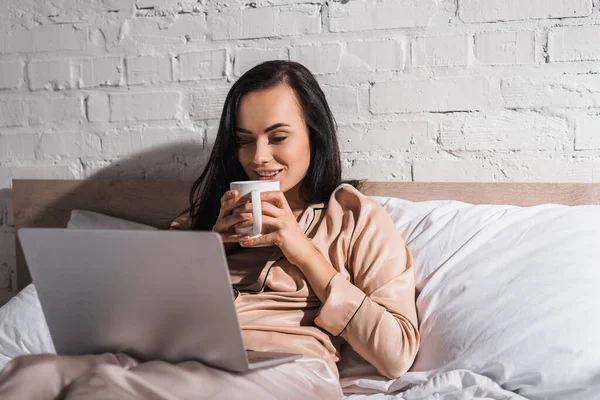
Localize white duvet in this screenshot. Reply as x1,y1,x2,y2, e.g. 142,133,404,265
2,198,600,399
0,284,521,399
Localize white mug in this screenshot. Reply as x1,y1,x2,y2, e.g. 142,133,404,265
229,180,280,238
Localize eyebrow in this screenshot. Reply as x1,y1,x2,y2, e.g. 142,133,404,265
236,123,291,134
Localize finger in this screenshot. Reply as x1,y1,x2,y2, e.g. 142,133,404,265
240,232,278,247
224,213,255,230
221,233,249,243
220,190,238,206
231,202,253,215
233,193,252,205
260,191,289,209
232,203,283,230
259,214,283,229
258,201,286,218
213,213,252,233
235,214,283,231
218,190,240,218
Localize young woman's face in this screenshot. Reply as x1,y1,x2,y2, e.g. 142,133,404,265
236,84,311,207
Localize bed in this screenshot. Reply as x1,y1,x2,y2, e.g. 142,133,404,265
2,179,600,399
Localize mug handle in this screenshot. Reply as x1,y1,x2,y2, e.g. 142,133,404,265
251,190,262,236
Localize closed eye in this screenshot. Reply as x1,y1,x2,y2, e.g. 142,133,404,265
236,138,253,146
270,136,287,144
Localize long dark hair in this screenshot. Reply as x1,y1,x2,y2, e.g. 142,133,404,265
188,60,359,230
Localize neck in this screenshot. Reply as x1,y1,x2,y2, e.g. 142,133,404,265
284,183,307,211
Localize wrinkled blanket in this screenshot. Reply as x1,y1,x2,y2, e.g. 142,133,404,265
342,369,526,400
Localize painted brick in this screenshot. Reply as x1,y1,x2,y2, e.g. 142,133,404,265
413,159,498,182
211,7,278,40
0,169,11,190
8,162,79,181
290,43,342,75
179,50,227,81
0,62,23,90
322,85,360,117
0,133,37,161
475,31,536,65
234,48,288,76
131,15,208,45
459,0,592,23
502,75,600,108
280,5,321,36
498,159,594,182
126,55,173,85
109,92,182,122
87,93,110,122
189,86,231,120
32,0,133,23
549,25,600,62
205,120,220,148
28,97,84,125
101,126,202,159
344,158,412,181
81,159,144,180
78,57,123,88
0,162,79,189
339,120,435,153
440,111,569,151
575,116,600,150
0,100,26,127
329,0,437,32
413,35,470,67
145,164,185,180
27,59,73,91
0,24,87,53
35,132,102,160
346,40,405,71
136,0,181,7
371,76,497,114
150,127,201,145
101,130,142,158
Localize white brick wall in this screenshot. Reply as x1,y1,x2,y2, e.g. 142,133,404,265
549,26,600,62
475,31,536,65
413,35,470,67
2,0,600,303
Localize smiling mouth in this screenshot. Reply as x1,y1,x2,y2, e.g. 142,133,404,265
255,170,282,179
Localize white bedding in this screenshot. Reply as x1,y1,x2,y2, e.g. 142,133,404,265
3,200,600,399
0,285,521,399
0,285,520,399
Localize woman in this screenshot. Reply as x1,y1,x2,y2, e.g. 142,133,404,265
0,61,419,399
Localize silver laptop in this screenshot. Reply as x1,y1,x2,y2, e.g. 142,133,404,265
17,228,302,372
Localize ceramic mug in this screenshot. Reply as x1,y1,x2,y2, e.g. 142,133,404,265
229,180,280,239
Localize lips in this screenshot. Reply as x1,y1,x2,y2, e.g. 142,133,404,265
255,169,282,180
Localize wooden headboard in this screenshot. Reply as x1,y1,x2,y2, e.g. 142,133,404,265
12,179,600,290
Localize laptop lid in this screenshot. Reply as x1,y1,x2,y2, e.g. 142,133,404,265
18,228,251,372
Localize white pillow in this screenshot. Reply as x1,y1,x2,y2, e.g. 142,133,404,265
372,196,600,400
0,284,54,368
0,211,156,370
67,210,157,230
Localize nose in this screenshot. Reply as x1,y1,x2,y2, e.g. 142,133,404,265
252,139,272,165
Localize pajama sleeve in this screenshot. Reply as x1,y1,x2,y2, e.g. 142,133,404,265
314,195,419,379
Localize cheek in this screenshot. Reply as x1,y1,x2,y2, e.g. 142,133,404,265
237,148,250,165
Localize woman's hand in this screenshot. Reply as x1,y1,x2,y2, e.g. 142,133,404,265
212,190,252,243
234,190,339,301
233,191,315,265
